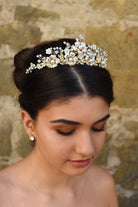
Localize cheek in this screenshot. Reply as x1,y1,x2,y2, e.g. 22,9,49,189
35,127,72,159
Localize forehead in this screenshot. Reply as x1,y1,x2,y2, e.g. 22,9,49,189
36,95,109,123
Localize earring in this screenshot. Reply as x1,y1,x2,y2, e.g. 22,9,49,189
29,136,35,141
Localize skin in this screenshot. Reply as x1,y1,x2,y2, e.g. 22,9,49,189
0,95,118,207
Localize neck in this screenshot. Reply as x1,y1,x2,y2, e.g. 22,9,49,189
19,145,77,194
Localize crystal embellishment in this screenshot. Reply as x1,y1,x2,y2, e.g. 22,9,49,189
26,34,108,74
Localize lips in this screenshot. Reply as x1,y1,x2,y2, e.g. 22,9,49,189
69,158,91,168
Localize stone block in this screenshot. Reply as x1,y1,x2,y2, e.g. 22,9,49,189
86,25,138,108
118,194,138,207
90,0,138,17
114,141,138,190
0,118,12,156
0,59,17,96
93,134,112,166
0,23,42,50
15,5,60,23
125,121,138,137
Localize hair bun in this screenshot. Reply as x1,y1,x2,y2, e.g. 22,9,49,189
13,48,32,91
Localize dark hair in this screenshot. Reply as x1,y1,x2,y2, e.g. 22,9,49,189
13,38,114,120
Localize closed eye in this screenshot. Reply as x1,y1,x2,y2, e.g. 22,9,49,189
92,126,105,132
92,122,106,132
57,125,105,136
56,129,75,136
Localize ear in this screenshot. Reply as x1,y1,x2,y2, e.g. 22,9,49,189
21,110,35,137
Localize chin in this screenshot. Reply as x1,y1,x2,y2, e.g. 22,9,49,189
63,165,91,177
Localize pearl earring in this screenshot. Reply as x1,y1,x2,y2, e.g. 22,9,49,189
29,136,35,141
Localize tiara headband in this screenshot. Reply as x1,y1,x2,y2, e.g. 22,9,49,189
25,34,108,74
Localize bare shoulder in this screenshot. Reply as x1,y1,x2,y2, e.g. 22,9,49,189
87,165,119,207
0,165,21,193
0,165,14,181
0,166,24,206
88,164,115,184
0,167,12,204
0,166,14,192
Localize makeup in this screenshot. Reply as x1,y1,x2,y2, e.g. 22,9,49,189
50,114,110,125
69,158,91,168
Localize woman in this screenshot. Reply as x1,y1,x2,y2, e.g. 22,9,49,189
0,35,118,206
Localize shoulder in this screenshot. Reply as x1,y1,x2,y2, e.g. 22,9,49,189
87,165,119,207
0,167,13,191
0,166,18,196
0,166,22,206
0,168,11,205
87,164,114,183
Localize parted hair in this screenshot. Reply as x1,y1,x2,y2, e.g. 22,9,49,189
13,38,114,120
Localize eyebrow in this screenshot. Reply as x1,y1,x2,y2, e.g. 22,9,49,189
94,114,110,124
50,114,110,125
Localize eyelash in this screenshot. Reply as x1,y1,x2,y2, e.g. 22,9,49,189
57,126,105,136
57,129,75,136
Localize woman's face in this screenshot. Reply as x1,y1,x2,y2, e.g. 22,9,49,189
30,95,110,177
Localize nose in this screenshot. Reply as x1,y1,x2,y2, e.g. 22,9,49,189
75,131,95,158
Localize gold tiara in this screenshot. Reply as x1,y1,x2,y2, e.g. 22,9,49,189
26,34,108,74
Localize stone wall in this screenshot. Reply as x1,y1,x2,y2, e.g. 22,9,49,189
0,0,138,206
